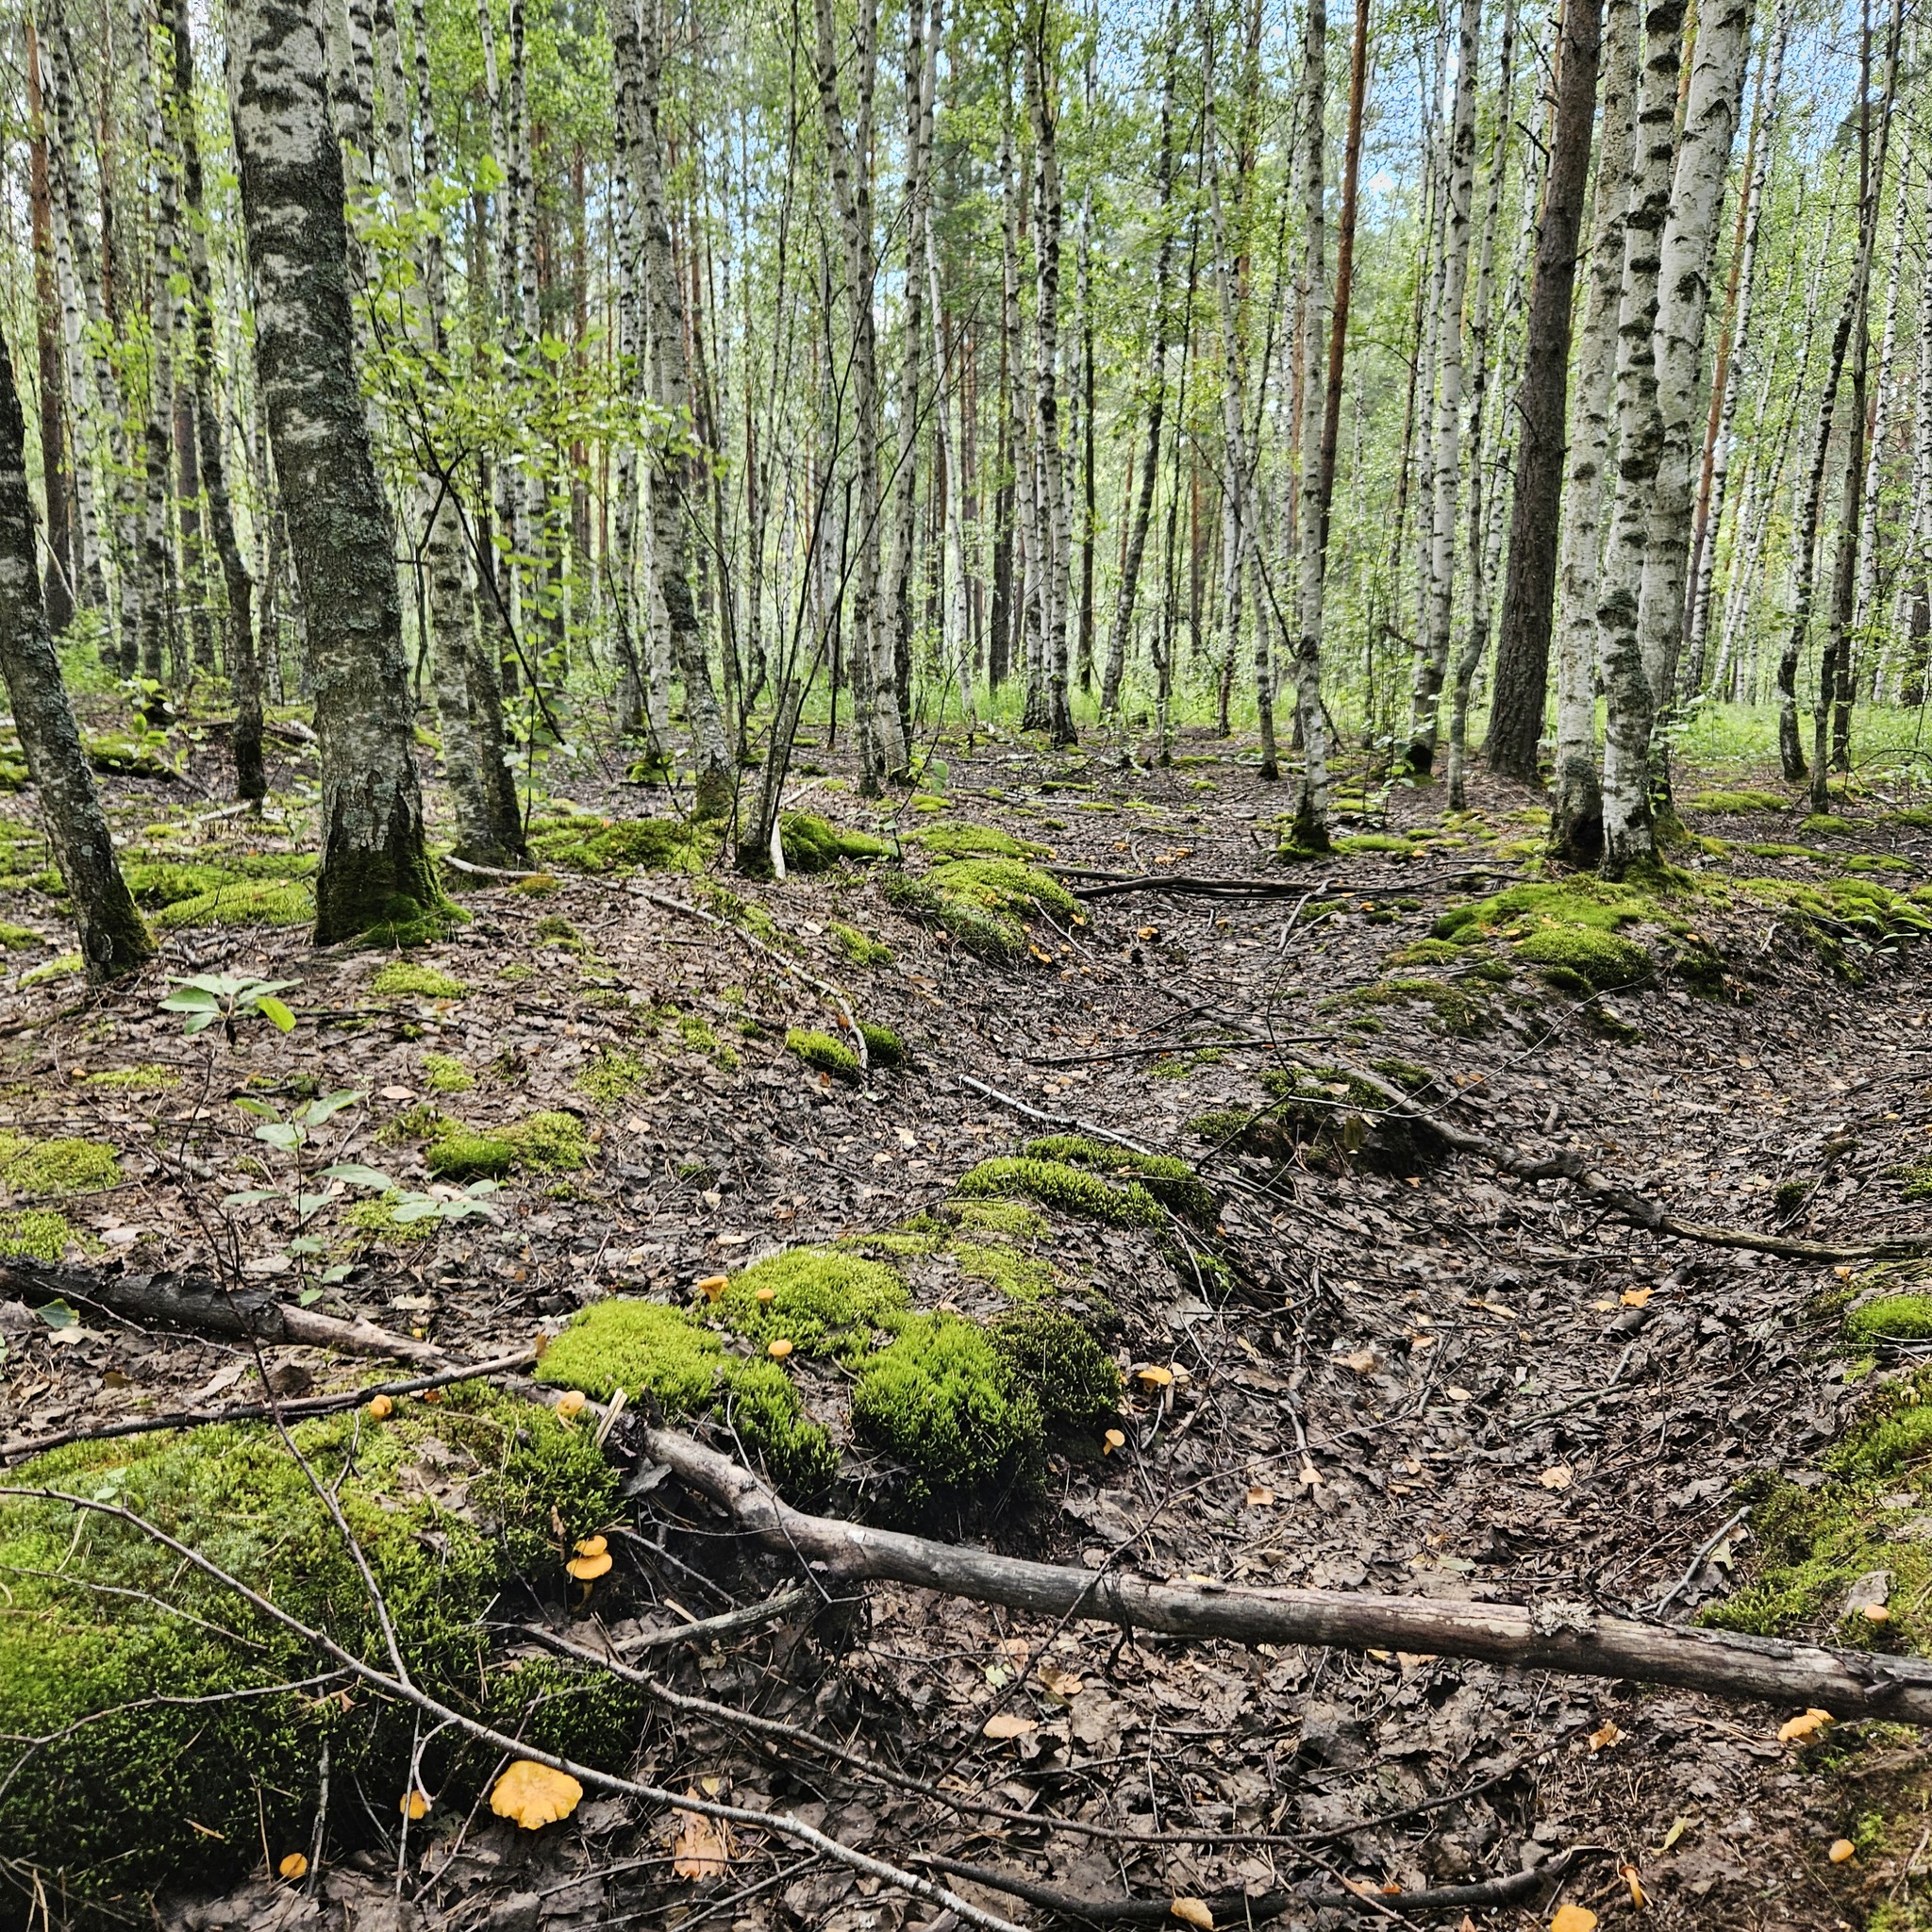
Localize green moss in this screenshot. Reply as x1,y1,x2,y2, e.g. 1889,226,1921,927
421,1052,475,1095
1330,976,1488,1035
153,877,314,930
1690,789,1789,814
787,1026,861,1082
0,1132,120,1197
373,961,467,999
1187,1108,1254,1143
423,1130,516,1181
528,815,717,876
84,733,176,777
0,919,39,948
1022,1134,1217,1222
858,1022,906,1068
424,1110,589,1181
121,861,235,908
714,1248,910,1359
949,1198,1050,1241
0,1208,78,1261
576,1045,648,1106
1746,841,1824,859
1845,854,1914,874
1512,924,1652,991
831,921,894,966
990,1307,1120,1438
952,1239,1056,1302
778,811,889,872
536,1298,837,1494
0,1390,625,1914
508,1110,591,1171
345,1193,440,1245
930,857,1079,924
532,913,588,953
907,820,1052,861
954,1157,1163,1228
1894,1163,1932,1201
881,871,1024,960
851,1313,1044,1509
1804,814,1864,838
1334,833,1415,856
83,1063,177,1092
1386,937,1466,966
1848,1296,1932,1342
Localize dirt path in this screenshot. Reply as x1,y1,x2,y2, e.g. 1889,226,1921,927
4,733,1929,1929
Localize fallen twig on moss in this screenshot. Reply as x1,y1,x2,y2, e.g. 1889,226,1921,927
0,1255,451,1363
641,1423,1932,1724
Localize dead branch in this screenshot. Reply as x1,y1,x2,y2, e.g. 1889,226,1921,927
0,1255,450,1365
0,1349,539,1465
1056,864,1518,902
641,1423,1932,1725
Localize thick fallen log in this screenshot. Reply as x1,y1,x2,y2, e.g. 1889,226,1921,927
641,1423,1932,1726
0,1255,449,1365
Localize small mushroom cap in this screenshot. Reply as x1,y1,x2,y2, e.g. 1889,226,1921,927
566,1550,614,1581
366,1394,393,1420
399,1790,428,1820
277,1853,308,1881
697,1274,729,1301
767,1338,794,1358
756,1287,776,1304
1103,1429,1126,1454
574,1535,608,1558
491,1759,584,1829
555,1391,587,1419
1135,1365,1174,1388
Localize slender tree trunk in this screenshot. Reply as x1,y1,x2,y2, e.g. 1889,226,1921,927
1592,0,1687,875
229,0,442,941
1486,0,1605,783
1100,8,1178,722
0,325,151,977
137,15,182,698
1904,152,1932,704
25,21,74,635
1445,0,1517,809
1406,0,1481,775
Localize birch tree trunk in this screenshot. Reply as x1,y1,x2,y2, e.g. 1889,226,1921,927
136,15,182,695
1546,0,1638,858
1445,0,1516,809
228,0,442,942
0,322,151,978
1591,0,1687,876
25,20,75,634
1904,154,1932,702
815,0,905,790
1405,0,1481,776
1099,8,1178,722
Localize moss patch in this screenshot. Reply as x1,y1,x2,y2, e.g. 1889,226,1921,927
949,1198,1050,1241
906,820,1052,861
952,1239,1057,1302
990,1307,1121,1440
787,1026,861,1081
0,1207,79,1261
1690,790,1790,814
954,1157,1163,1228
1512,924,1651,991
714,1248,910,1359
0,1131,120,1197
373,961,467,999
858,1022,906,1069
1022,1134,1216,1222
421,1052,474,1094
153,877,313,930
425,1110,591,1182
1328,976,1489,1035
779,811,889,872
528,815,716,876
83,1064,177,1093
831,921,893,967
576,1045,648,1107
0,1390,625,1914
346,1193,441,1245
1848,1297,1932,1342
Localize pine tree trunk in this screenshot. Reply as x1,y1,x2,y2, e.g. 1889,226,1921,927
1592,0,1687,876
1486,0,1604,784
1406,0,1481,775
0,321,151,979
1099,7,1178,722
229,0,442,942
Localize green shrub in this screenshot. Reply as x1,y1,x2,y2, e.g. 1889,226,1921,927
714,1248,909,1358
779,811,889,872
0,1391,625,1914
851,1314,1044,1508
953,1157,1163,1228
0,1132,120,1196
991,1307,1121,1438
1021,1134,1216,1222
787,1026,861,1081
373,961,467,999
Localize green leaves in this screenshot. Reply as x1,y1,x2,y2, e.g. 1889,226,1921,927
159,975,302,1039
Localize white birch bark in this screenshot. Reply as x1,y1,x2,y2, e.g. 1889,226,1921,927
1406,0,1481,775
1851,160,1909,668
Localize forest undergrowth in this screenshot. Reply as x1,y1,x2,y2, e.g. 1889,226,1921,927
5,696,1932,1932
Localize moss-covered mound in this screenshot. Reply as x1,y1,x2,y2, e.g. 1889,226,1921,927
424,1109,591,1181
906,819,1052,861
990,1307,1121,1439
0,1130,120,1196
778,811,889,872
1740,875,1932,975
527,814,716,876
1022,1134,1216,1223
883,858,1077,961
0,1207,78,1260
535,1298,838,1494
1432,878,1655,992
373,960,467,999
852,1313,1045,1509
713,1248,910,1359
1511,924,1651,992
1689,790,1790,814
0,1391,629,1917
1847,1296,1932,1342
1327,975,1490,1034
153,877,314,930
953,1156,1163,1227
831,921,893,967
786,1026,861,1081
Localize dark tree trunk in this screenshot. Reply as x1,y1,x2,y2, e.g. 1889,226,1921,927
1485,0,1605,783
25,21,74,635
0,322,152,979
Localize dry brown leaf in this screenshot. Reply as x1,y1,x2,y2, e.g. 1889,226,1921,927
982,1712,1038,1740
1777,1707,1834,1742
1445,1386,1474,1403
1549,1907,1596,1932
1588,1722,1624,1752
1538,1466,1574,1491
1169,1900,1214,1929
491,1760,583,1829
1245,1486,1275,1507
277,1853,308,1881
1037,1664,1085,1699
1341,1349,1377,1373
1618,1864,1645,1907
1621,1288,1653,1307
673,1790,735,1879
1828,1839,1857,1864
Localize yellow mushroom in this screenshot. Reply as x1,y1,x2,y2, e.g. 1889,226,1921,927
277,1853,308,1881
696,1274,729,1302
365,1394,393,1420
574,1535,608,1558
768,1338,794,1359
756,1286,776,1304
566,1548,614,1582
491,1759,584,1829
1103,1428,1126,1455
399,1789,429,1821
555,1391,587,1421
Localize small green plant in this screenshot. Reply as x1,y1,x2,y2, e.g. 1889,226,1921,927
858,1022,906,1068
0,1208,78,1262
160,974,300,1041
778,811,890,871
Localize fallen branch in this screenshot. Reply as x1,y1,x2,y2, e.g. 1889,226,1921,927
0,1256,449,1366
641,1423,1932,1724
913,1845,1597,1924
1057,863,1518,902
1331,1058,1932,1262
0,1349,538,1465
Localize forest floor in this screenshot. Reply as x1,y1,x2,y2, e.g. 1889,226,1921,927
6,701,1932,1931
